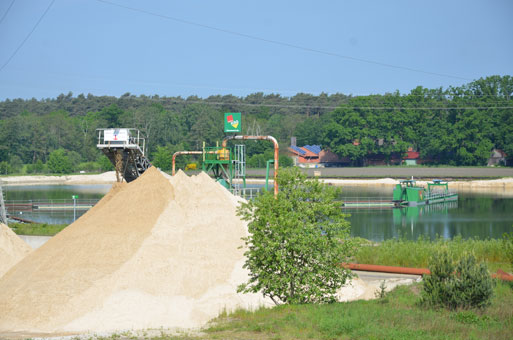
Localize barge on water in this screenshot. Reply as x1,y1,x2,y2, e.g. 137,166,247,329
342,179,458,208
393,179,458,207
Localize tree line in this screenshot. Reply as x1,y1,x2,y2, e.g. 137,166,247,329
0,75,511,174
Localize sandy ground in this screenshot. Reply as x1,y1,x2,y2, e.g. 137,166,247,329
2,171,512,190
0,172,117,186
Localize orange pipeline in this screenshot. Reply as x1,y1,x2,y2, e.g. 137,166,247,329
172,151,203,176
342,263,513,281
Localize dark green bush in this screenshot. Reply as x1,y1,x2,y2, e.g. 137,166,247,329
421,250,494,310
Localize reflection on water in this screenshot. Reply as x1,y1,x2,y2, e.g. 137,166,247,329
392,201,459,239
4,185,110,224
341,185,513,241
4,183,513,241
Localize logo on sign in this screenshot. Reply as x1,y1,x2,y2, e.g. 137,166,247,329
226,114,239,129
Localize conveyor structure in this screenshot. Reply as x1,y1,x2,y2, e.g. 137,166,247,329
96,128,151,183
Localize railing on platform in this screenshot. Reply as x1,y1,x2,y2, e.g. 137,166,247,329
5,199,100,212
230,187,261,200
341,196,395,209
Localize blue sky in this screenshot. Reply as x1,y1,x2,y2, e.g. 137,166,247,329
0,0,512,100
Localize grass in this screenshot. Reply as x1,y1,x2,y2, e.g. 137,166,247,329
80,282,511,340
354,235,512,273
201,282,513,340
9,222,67,236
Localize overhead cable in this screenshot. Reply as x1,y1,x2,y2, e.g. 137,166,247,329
0,0,16,25
95,0,471,81
0,0,55,73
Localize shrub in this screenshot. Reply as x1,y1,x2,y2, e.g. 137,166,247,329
0,161,12,175
47,149,74,174
421,250,493,310
97,154,114,172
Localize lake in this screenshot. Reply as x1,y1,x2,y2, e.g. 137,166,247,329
3,184,513,241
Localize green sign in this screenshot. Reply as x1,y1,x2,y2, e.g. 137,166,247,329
72,195,78,199
224,112,241,133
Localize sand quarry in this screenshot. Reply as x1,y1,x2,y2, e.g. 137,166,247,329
0,167,416,337
0,223,32,278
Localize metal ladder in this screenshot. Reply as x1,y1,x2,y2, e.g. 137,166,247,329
233,144,246,196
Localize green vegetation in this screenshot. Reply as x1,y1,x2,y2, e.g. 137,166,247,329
421,251,494,310
0,76,511,175
9,222,67,236
354,236,509,272
200,282,513,340
61,282,513,339
503,232,513,269
237,167,354,304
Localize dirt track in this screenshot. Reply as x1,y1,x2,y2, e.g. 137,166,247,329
246,167,513,179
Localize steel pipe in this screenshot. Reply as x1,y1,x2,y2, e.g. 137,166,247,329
342,263,430,275
172,151,203,176
223,135,279,197
342,263,513,281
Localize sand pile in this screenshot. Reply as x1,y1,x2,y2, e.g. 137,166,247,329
0,223,32,278
0,167,270,335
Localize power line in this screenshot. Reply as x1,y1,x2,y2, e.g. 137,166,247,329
0,0,16,25
0,0,55,73
95,0,471,81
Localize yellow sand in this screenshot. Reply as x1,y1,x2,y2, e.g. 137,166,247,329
0,167,270,336
0,223,32,278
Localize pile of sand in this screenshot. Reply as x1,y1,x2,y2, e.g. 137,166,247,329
0,223,32,278
0,167,271,335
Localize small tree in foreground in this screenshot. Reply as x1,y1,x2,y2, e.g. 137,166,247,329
421,249,494,310
237,167,354,304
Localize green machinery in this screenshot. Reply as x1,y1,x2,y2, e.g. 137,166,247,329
201,142,247,195
393,179,458,207
393,180,426,206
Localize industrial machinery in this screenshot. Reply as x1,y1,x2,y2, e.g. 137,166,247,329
172,135,279,198
172,143,247,195
96,128,151,183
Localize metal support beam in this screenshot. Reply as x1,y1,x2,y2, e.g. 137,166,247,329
222,135,279,197
172,151,203,175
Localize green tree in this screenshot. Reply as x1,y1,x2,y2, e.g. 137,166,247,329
47,149,73,174
99,104,124,127
152,146,173,171
237,167,354,304
97,154,114,172
0,161,12,175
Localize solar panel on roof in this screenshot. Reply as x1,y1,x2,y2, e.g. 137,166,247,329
303,145,321,155
290,145,306,155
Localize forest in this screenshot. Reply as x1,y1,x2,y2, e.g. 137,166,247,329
0,75,511,174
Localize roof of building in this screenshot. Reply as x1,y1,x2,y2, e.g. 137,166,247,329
303,145,322,155
289,145,306,155
404,151,420,160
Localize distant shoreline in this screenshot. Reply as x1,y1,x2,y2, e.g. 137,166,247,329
2,171,512,193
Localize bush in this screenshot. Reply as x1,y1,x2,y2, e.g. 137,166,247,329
47,149,74,174
421,250,494,310
0,161,12,175
26,160,46,174
77,161,100,172
97,154,114,172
